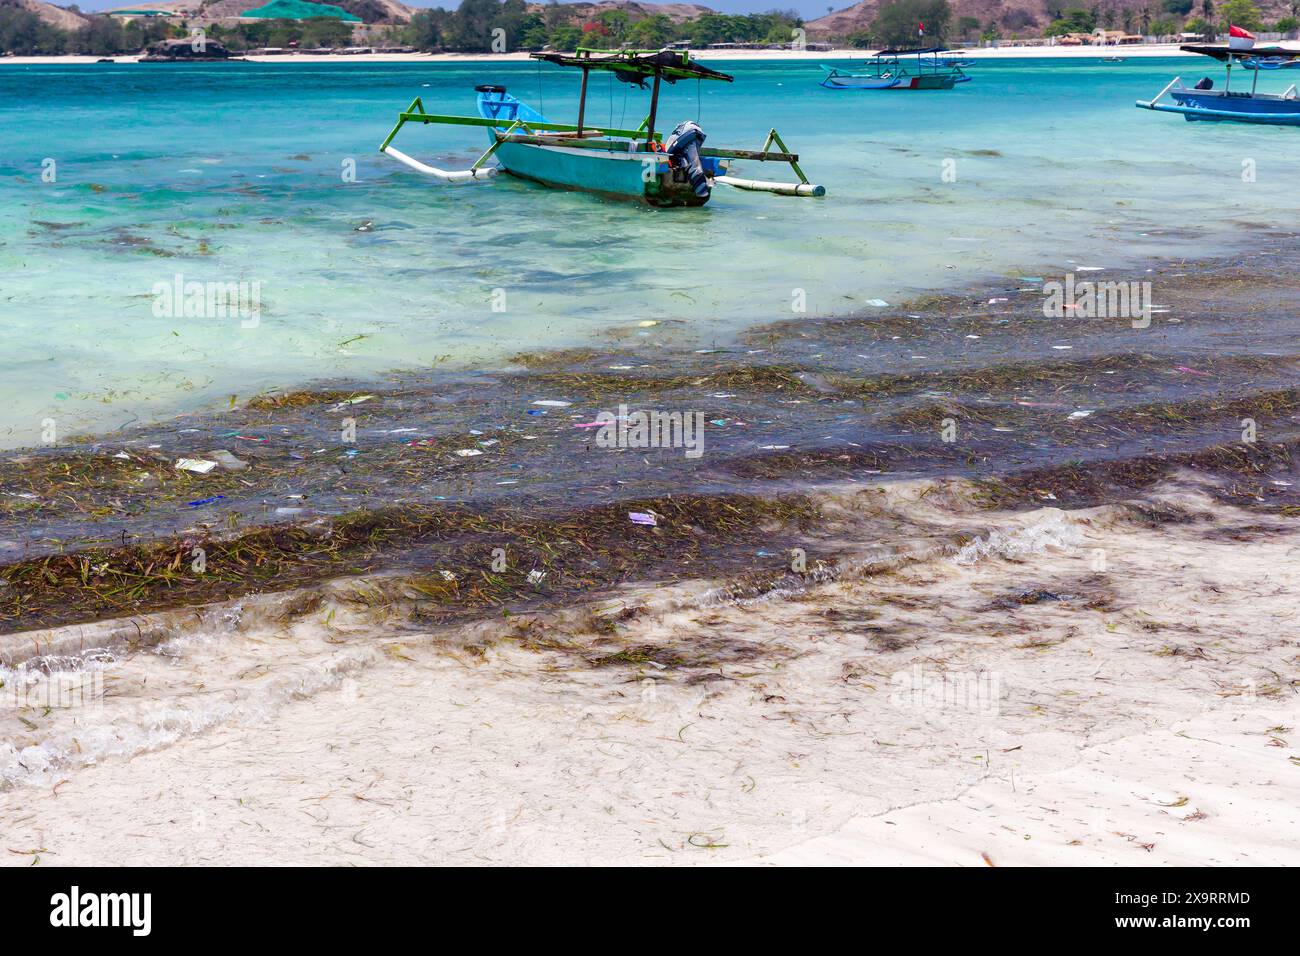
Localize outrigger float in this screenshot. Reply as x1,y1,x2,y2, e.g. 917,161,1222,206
820,47,971,90
378,48,824,207
1137,33,1300,125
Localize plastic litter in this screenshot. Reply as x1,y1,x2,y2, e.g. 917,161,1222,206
187,495,226,507
207,449,248,471
175,458,217,474
628,512,657,526
527,569,546,584
532,400,572,408
454,448,483,457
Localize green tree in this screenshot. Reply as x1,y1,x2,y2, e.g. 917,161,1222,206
548,23,583,50
1044,7,1098,34
446,0,501,51
626,13,673,48
870,0,951,46
1218,0,1261,29
407,8,450,51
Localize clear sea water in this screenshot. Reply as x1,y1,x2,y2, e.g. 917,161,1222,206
1,56,1295,446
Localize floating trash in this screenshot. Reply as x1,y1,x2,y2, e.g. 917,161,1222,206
175,458,217,474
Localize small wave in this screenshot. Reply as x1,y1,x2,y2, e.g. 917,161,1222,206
0,644,382,789
952,510,1083,565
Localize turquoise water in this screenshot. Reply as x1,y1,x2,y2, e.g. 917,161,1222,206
1,56,1296,446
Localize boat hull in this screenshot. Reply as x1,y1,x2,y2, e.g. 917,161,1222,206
494,140,714,207
1165,89,1300,124
820,69,960,90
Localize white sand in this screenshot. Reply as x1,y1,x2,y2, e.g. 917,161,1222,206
2,477,1296,865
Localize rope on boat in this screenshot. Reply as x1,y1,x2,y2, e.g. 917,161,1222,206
380,145,500,183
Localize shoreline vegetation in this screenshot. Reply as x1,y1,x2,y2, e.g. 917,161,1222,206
4,0,1286,63
1,44,1211,63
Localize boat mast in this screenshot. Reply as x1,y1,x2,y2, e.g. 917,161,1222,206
645,69,662,144
576,66,590,134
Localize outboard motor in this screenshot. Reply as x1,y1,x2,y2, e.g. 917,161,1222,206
665,120,710,198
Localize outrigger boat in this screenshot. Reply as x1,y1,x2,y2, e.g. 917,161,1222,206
1137,35,1300,125
820,47,971,90
378,48,824,207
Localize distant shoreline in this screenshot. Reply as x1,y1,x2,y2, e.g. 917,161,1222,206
0,44,1204,65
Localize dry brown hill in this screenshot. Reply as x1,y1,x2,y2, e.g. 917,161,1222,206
2,0,90,30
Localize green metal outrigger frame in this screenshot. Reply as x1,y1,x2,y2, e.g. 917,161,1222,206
377,49,825,198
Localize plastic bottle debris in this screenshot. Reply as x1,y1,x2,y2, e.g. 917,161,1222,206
866,299,889,308
532,400,572,408
629,512,657,526
187,495,226,507
175,458,217,474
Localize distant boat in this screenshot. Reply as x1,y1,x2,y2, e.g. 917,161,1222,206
1136,39,1300,125
378,48,825,206
821,47,971,90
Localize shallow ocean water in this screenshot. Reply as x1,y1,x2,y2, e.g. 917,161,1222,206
1,56,1296,445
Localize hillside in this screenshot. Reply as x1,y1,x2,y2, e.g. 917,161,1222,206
1,0,89,30
807,0,1045,38
808,0,1300,39
104,0,414,23
99,0,720,27
528,1,716,24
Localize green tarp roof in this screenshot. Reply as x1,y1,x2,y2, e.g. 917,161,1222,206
240,0,362,21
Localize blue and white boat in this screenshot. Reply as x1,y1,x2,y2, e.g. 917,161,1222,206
1137,42,1300,125
821,47,971,91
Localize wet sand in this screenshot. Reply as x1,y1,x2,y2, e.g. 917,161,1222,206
3,242,1300,864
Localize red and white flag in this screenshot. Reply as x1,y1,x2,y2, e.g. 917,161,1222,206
918,21,925,37
1228,24,1256,50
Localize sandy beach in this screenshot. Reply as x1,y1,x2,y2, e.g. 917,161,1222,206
3,476,1296,866
0,43,1207,66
